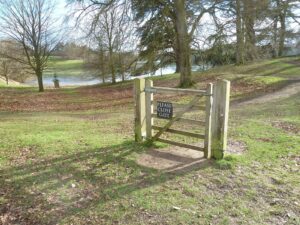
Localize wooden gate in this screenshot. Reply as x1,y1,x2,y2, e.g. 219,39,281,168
134,78,230,159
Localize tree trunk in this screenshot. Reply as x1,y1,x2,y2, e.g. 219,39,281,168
173,43,181,73
175,0,192,87
119,53,125,82
109,49,116,84
278,8,286,57
37,71,44,92
236,0,244,65
3,61,9,85
101,67,105,84
111,64,116,84
121,70,125,82
175,61,180,73
243,0,257,61
272,15,279,58
4,74,8,85
99,49,106,84
175,46,180,73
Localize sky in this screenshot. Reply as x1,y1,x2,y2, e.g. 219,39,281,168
55,0,68,16
53,0,215,48
54,0,298,48
53,0,84,43
1,0,298,47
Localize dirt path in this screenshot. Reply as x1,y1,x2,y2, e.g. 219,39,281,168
236,80,300,106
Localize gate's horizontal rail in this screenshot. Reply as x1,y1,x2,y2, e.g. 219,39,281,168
145,87,209,95
151,114,206,126
152,125,205,139
157,138,204,152
152,101,206,111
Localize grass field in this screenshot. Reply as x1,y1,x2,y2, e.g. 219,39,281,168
25,56,300,86
43,57,97,79
0,57,299,224
0,76,23,88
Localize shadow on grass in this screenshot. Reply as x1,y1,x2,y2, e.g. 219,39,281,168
259,65,298,77
0,140,211,224
232,91,300,118
231,79,300,106
243,60,298,77
242,60,282,75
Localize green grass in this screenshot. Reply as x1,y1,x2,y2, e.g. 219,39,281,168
48,59,84,71
240,76,286,85
44,57,97,79
152,57,299,100
201,57,300,78
0,57,299,224
0,76,24,87
0,97,299,224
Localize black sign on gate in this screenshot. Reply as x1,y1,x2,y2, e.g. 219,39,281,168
157,101,173,119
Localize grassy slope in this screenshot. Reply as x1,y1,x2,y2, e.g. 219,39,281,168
153,56,299,102
44,57,96,79
0,57,299,224
0,76,23,87
205,57,300,78
45,55,299,80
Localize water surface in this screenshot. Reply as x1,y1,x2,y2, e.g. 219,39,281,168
25,64,209,87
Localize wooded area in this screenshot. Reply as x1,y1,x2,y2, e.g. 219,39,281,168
0,0,299,91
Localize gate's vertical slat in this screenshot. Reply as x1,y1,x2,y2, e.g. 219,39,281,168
145,80,153,140
204,83,213,159
134,78,146,142
211,80,231,159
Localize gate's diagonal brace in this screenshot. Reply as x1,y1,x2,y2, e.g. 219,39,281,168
152,96,202,142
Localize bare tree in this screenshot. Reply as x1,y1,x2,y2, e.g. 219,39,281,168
82,0,135,83
0,0,61,92
0,40,32,83
0,60,9,85
69,0,135,84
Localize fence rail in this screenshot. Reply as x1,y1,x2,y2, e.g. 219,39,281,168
157,138,204,152
151,114,206,126
152,125,205,139
145,87,209,95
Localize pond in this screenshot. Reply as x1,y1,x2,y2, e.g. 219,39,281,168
24,64,210,87
25,76,102,87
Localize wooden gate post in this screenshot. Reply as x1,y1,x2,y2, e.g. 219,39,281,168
204,83,213,159
145,79,153,140
211,80,230,159
134,78,146,142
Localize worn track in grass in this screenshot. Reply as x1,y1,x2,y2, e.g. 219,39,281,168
235,79,300,106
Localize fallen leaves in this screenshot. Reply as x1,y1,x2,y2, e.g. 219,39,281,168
272,121,300,135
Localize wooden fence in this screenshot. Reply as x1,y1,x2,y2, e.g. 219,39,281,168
134,78,230,160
